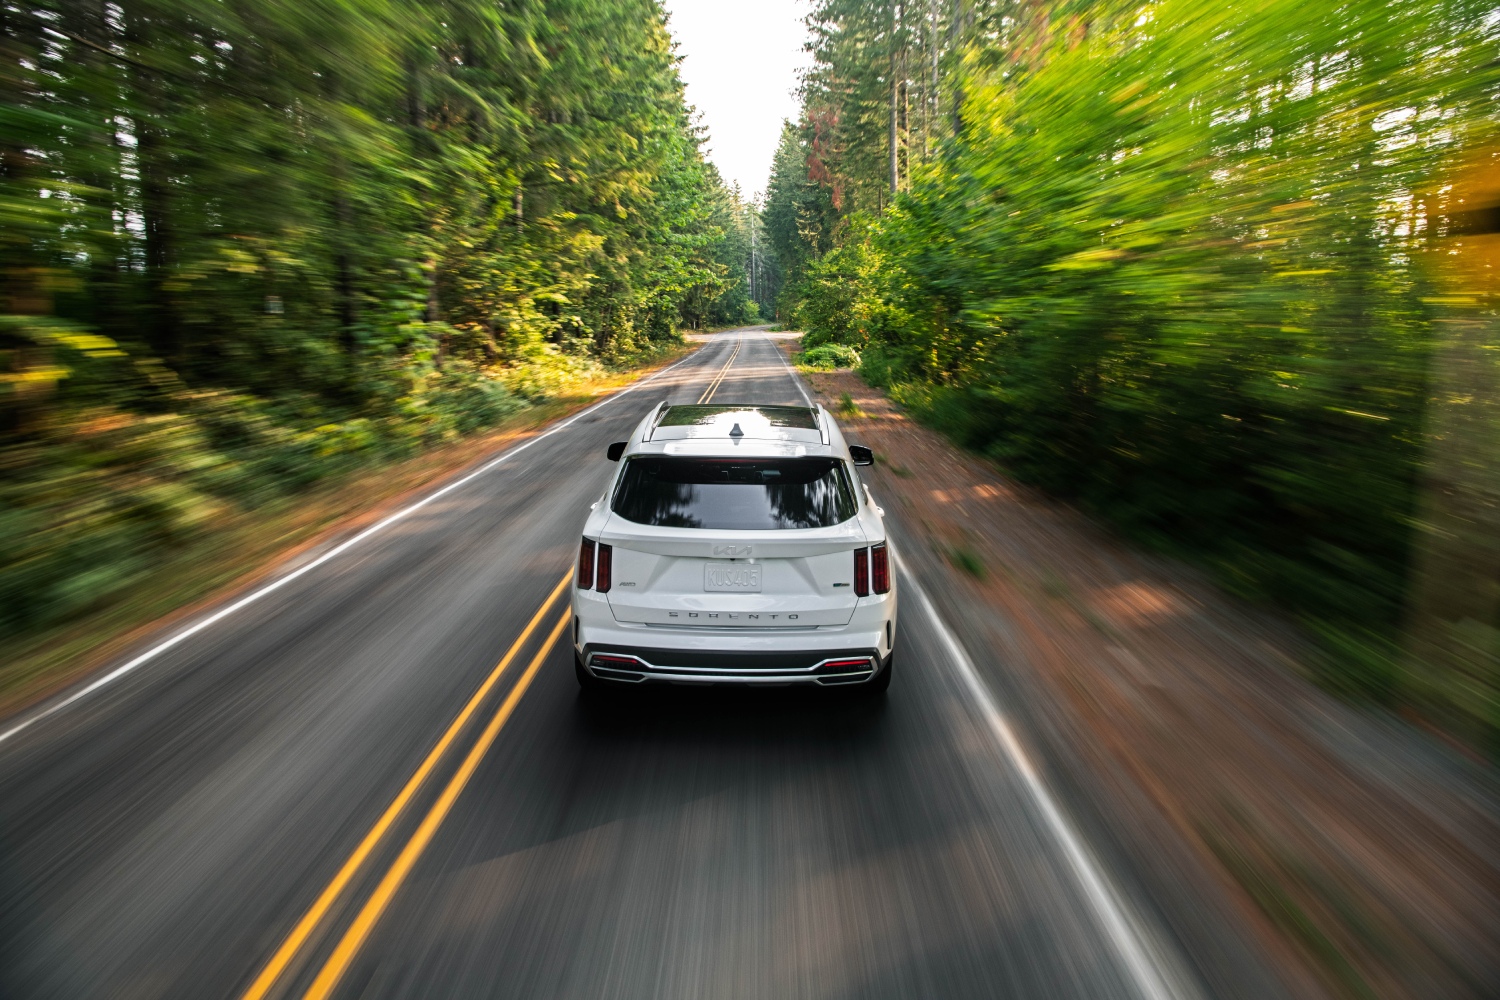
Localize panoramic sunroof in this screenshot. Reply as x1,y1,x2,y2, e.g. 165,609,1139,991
657,405,819,429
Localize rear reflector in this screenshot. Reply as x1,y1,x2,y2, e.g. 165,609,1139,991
819,657,875,673
596,543,613,593
577,538,595,590
590,652,643,680
854,547,870,597
591,653,641,668
872,544,890,594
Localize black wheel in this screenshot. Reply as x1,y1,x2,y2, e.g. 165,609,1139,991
864,651,893,695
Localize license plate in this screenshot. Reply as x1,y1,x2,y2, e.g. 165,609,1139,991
704,562,761,592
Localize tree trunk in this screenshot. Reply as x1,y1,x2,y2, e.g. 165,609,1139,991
426,251,444,370
125,3,178,363
1404,306,1500,745
0,4,51,434
325,67,359,360
929,0,940,153
889,2,899,196
950,0,965,137
74,0,125,343
335,188,357,348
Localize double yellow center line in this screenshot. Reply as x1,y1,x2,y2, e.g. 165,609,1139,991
240,571,574,1000
696,336,741,404
244,340,734,996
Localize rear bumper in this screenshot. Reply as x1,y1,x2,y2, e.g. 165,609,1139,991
579,643,890,686
571,582,896,687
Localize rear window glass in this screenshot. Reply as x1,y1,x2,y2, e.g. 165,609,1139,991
611,457,857,530
656,405,819,429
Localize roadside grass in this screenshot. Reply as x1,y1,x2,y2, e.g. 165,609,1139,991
944,544,986,579
1198,819,1382,1000
0,349,688,720
836,392,866,418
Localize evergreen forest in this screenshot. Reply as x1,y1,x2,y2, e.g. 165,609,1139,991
2,0,764,651
765,0,1500,746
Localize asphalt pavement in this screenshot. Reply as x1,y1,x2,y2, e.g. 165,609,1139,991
0,329,1213,1000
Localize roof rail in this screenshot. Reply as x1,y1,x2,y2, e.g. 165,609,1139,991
644,400,670,442
816,404,830,445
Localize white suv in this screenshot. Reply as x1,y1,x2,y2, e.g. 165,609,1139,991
572,403,897,692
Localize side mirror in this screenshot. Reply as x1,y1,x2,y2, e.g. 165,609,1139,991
606,441,627,462
849,445,874,466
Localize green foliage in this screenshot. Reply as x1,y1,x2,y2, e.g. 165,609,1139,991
945,545,986,580
778,0,1500,738
762,121,836,314
835,391,865,418
796,232,914,349
0,0,759,647
798,343,861,369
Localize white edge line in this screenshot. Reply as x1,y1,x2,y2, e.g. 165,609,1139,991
892,548,1194,1000
0,351,705,748
762,328,814,407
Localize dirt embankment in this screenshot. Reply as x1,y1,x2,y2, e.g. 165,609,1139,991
797,355,1500,1000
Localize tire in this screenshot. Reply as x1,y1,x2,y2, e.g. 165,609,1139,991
864,651,893,695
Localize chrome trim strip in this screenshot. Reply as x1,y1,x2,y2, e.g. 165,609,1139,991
585,651,879,686
588,652,873,675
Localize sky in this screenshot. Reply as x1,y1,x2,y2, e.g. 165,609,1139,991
661,0,812,199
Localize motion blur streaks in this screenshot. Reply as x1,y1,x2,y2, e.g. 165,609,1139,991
0,334,1217,1000
796,360,1500,1000
770,0,1500,750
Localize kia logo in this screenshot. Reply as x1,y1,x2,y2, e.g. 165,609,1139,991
713,544,752,557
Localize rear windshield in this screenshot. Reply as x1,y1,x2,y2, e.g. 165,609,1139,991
611,457,857,530
656,405,819,429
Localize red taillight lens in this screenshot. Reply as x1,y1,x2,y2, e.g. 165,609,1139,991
854,547,870,597
596,543,612,593
820,657,875,673
577,538,595,590
871,544,890,594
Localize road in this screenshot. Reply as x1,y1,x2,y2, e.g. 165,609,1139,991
0,329,1205,1000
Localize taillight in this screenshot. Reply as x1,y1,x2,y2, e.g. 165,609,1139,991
871,544,890,594
854,547,870,597
596,543,613,593
577,538,595,589
820,657,875,673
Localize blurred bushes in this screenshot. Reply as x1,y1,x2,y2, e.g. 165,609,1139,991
778,0,1500,744
0,346,532,641
798,344,862,370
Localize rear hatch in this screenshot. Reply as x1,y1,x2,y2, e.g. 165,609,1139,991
599,445,868,628
601,521,868,627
